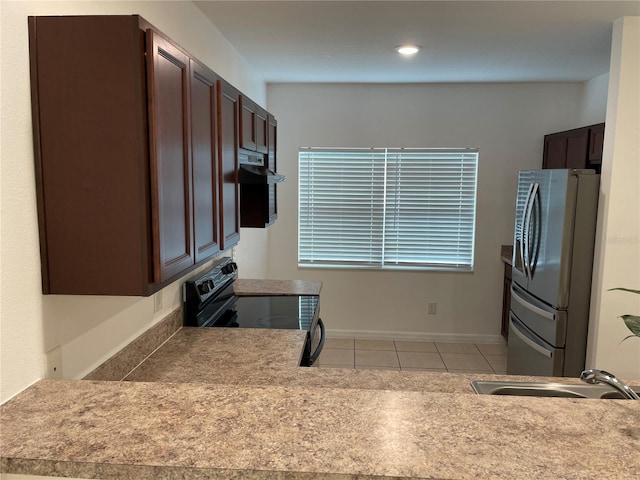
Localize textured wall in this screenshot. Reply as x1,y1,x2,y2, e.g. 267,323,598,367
579,73,610,125
586,17,640,379
266,82,583,342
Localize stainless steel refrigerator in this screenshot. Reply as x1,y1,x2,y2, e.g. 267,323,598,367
507,169,599,377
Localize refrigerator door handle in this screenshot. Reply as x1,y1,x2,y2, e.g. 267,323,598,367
510,314,553,359
518,183,535,279
528,183,541,277
523,182,539,280
511,284,556,321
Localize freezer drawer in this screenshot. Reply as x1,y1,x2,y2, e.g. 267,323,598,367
510,283,567,347
507,314,564,377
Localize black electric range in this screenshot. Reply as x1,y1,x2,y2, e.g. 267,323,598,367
183,257,324,366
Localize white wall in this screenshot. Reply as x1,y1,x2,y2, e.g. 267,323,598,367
0,0,267,403
586,17,640,379
266,83,582,342
579,73,609,125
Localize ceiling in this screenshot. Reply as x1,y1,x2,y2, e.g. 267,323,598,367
194,0,640,83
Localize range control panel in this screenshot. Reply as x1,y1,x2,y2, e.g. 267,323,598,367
183,257,237,306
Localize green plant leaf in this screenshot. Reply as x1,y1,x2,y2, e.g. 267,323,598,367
609,287,640,341
618,335,640,345
609,287,640,295
620,314,640,337
620,334,639,343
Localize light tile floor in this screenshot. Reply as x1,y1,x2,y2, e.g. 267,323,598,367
317,338,508,374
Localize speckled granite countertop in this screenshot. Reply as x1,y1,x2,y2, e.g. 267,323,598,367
125,328,308,381
122,328,574,395
2,379,639,479
501,245,513,265
2,277,640,479
234,278,322,296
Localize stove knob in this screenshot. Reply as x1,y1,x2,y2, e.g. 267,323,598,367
221,262,237,275
198,283,210,294
207,279,215,290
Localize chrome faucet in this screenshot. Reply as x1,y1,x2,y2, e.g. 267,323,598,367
580,369,640,400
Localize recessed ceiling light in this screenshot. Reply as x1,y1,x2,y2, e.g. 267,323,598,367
395,45,421,56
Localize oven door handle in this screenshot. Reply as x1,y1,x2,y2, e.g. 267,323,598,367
308,318,326,365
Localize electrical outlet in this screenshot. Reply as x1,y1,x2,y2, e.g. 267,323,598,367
45,346,63,379
154,291,163,313
428,302,437,315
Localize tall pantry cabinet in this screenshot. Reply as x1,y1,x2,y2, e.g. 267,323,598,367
28,15,231,296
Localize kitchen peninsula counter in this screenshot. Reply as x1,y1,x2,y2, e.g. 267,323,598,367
121,327,577,395
2,376,639,480
2,278,639,479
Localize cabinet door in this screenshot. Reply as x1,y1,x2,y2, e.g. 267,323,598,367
588,123,605,163
190,59,220,262
255,106,269,154
542,127,590,170
239,95,257,151
542,135,567,169
147,30,195,282
565,129,589,169
217,80,241,250
267,114,278,225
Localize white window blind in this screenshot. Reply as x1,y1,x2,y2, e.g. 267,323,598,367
298,148,478,271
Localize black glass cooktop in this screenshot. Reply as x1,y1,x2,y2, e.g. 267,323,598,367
209,295,319,331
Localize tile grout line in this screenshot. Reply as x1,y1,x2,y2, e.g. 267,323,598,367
471,343,494,374
322,339,507,373
475,343,509,374
476,346,495,373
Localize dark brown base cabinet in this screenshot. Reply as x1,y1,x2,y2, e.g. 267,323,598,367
28,15,241,295
542,123,605,172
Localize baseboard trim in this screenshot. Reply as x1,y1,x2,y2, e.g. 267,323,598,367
326,329,506,344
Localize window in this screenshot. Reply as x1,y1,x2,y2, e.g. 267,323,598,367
298,148,478,271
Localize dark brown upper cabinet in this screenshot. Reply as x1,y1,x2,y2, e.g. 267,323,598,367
239,95,268,154
255,106,269,154
217,80,241,250
28,15,223,295
240,114,279,228
588,123,605,164
147,30,195,282
266,114,278,226
542,123,605,173
190,59,222,263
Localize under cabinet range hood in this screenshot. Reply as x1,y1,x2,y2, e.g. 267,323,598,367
238,150,285,184
239,164,285,184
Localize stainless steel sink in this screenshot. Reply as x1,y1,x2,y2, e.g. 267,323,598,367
470,380,640,399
